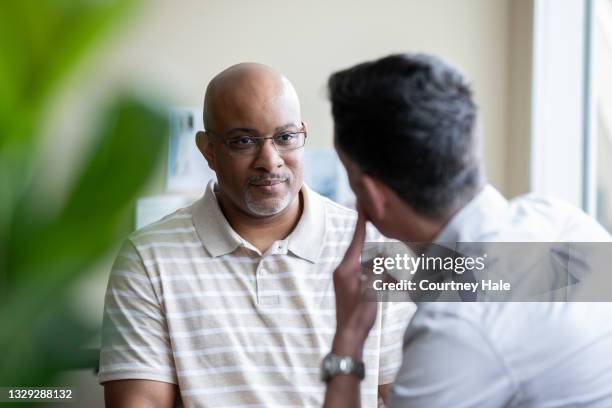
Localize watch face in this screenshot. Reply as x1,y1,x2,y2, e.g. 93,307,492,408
339,358,351,372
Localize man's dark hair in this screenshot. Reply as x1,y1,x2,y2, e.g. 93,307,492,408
328,53,483,218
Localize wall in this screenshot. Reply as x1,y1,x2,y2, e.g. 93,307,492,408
47,0,520,200
506,0,533,197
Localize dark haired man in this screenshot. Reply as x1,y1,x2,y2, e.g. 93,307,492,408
322,54,612,407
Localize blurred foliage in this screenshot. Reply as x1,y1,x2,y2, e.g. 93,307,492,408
0,0,168,391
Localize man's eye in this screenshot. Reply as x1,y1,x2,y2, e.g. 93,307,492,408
275,133,296,144
229,137,257,146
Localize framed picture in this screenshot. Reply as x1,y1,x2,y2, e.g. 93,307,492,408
166,107,216,193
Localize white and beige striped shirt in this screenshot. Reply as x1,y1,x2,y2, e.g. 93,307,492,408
99,180,414,407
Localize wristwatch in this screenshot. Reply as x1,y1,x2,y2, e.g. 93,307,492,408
320,352,365,382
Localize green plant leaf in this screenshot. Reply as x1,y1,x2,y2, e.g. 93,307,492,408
7,95,168,289
1,96,168,386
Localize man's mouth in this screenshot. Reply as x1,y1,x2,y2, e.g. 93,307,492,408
248,178,288,187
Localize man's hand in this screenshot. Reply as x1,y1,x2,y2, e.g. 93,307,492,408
332,209,379,358
324,210,379,408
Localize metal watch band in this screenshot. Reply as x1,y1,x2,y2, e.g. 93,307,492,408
320,352,365,382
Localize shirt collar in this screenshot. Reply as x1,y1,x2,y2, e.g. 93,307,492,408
286,183,326,263
192,180,325,262
434,183,509,244
192,180,244,257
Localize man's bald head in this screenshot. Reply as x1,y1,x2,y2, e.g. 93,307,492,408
197,63,305,220
203,62,301,131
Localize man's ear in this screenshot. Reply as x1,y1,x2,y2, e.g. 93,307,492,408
360,174,388,222
196,131,216,171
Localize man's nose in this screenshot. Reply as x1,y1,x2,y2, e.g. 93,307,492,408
253,139,284,172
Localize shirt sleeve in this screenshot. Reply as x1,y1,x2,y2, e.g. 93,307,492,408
98,239,177,384
377,301,415,385
388,307,516,408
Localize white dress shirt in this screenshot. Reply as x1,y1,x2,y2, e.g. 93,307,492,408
389,184,612,407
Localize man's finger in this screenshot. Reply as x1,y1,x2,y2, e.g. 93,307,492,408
344,209,367,262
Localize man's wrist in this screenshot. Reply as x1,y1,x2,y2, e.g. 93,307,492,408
331,332,366,360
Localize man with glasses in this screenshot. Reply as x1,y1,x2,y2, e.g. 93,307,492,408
99,63,412,407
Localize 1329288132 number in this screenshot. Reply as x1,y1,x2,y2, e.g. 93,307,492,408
6,388,73,400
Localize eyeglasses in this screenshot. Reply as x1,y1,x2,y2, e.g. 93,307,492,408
206,123,307,155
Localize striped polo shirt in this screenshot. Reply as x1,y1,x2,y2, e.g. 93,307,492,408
99,180,414,407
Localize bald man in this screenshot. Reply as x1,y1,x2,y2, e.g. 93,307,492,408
99,63,412,407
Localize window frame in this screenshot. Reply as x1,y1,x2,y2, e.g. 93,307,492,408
530,0,596,213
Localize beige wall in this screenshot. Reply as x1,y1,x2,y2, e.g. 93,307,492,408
506,0,533,197
50,0,535,199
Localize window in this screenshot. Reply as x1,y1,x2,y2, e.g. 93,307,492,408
593,0,612,231
531,0,612,232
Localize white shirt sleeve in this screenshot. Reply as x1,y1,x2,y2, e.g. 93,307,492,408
98,239,177,384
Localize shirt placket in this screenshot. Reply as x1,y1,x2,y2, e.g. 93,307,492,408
255,240,289,306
